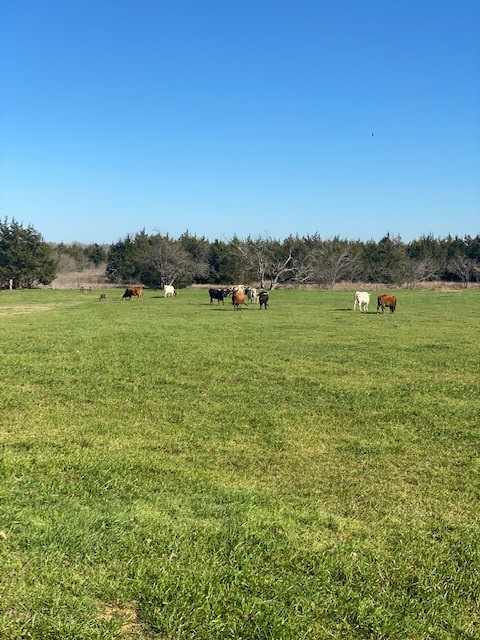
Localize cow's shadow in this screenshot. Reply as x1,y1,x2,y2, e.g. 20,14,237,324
210,307,253,311
203,303,230,308
335,308,378,313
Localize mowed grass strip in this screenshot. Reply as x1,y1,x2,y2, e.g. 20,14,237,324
0,288,479,639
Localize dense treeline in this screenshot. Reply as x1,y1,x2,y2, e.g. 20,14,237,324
0,218,57,288
1,218,479,288
104,230,480,289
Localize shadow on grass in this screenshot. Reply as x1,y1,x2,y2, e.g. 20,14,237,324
210,307,254,311
335,309,379,314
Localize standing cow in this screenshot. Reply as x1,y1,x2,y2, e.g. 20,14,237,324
258,291,269,310
245,287,258,303
232,288,246,311
354,291,370,312
377,294,397,313
164,285,176,297
122,286,143,300
209,288,231,304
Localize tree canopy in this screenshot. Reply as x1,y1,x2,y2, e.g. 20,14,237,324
2,217,479,289
0,218,57,288
103,230,480,289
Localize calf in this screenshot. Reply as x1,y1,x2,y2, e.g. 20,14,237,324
353,291,370,312
377,294,397,314
164,285,176,297
122,286,143,300
258,291,269,310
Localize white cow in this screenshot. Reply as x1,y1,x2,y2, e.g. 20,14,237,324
164,285,176,297
246,287,258,303
353,291,370,312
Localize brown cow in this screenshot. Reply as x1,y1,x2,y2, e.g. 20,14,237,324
122,286,143,300
232,288,246,311
377,294,397,313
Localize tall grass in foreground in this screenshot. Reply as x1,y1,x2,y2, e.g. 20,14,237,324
0,288,479,639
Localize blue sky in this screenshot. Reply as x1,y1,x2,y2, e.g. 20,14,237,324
1,0,479,244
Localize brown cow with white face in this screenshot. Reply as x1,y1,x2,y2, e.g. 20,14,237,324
232,288,246,311
377,294,397,313
122,286,143,300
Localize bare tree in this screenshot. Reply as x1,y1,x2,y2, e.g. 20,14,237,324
267,242,296,289
305,240,360,288
403,257,440,289
291,252,315,284
448,256,479,287
233,237,295,289
138,234,208,287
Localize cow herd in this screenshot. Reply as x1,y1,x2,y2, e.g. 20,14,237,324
118,284,270,310
208,286,269,310
114,286,397,314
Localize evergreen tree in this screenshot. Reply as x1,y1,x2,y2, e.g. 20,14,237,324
208,239,241,284
84,243,108,265
0,218,57,287
106,233,144,283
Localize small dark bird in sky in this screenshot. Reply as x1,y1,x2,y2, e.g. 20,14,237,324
371,132,374,136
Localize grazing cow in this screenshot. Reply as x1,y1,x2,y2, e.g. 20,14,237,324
377,294,397,314
232,288,246,311
258,291,269,310
246,287,258,303
122,286,143,300
209,288,231,305
164,285,176,297
99,294,106,301
353,291,370,312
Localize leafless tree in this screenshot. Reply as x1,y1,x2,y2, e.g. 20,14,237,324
403,257,440,288
233,236,296,289
448,256,479,287
304,241,360,288
138,234,208,287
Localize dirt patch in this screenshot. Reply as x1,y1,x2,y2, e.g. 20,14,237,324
99,601,153,638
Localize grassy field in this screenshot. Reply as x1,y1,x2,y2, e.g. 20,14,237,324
0,287,479,639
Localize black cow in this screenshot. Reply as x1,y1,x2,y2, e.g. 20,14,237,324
258,291,269,310
209,288,231,304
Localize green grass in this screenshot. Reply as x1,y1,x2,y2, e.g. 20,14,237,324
0,287,479,639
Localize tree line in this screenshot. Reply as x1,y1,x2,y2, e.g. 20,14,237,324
1,217,479,289
96,229,480,289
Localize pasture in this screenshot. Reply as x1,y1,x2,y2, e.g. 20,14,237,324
0,288,479,639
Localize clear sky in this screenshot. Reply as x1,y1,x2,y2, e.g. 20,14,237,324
1,0,479,245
